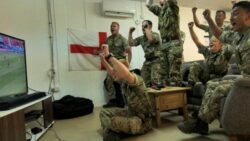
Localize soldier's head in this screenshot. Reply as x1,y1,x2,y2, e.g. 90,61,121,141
230,1,250,32
159,0,167,7
110,22,120,36
215,10,226,26
142,20,152,34
209,36,222,53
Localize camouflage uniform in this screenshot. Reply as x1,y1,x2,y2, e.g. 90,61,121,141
147,0,183,86
198,27,250,123
104,34,128,103
188,45,232,84
130,32,163,86
100,74,153,134
106,34,129,60
202,22,232,38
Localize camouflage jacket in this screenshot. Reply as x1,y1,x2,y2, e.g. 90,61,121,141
131,32,161,60
220,27,250,76
121,74,152,119
202,22,232,38
147,0,180,40
106,34,128,59
199,45,233,75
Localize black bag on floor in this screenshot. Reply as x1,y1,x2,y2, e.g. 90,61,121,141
53,95,94,119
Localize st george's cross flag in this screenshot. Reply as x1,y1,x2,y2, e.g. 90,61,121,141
68,29,107,71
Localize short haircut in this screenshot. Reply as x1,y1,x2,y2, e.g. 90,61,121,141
143,20,153,27
216,10,226,16
130,69,141,76
111,22,120,27
233,1,250,12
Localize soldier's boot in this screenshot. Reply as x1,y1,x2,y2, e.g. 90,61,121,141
188,81,196,87
103,130,120,141
177,117,209,135
102,99,117,108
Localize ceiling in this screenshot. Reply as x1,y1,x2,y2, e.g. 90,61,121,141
130,0,242,11
177,0,234,11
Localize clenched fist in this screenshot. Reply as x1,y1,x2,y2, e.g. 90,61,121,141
188,22,194,29
192,7,197,13
203,9,211,20
129,27,136,33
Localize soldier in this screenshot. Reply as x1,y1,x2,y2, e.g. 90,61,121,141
187,22,232,85
99,44,153,141
103,22,132,108
128,20,164,89
146,0,183,86
192,7,231,38
178,1,250,135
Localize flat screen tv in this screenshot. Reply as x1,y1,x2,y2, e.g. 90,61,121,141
0,33,28,100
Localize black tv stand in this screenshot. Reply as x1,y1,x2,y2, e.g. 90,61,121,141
0,92,46,111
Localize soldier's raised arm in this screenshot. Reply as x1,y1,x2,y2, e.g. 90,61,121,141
126,47,132,63
128,27,135,46
188,22,204,48
146,0,161,16
203,9,223,38
100,44,135,84
192,7,209,31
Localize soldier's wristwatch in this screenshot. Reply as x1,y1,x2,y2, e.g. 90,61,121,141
105,53,114,61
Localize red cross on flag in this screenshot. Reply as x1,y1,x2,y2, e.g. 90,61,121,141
68,29,107,71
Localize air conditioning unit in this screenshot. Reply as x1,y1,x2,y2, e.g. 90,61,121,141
102,0,136,18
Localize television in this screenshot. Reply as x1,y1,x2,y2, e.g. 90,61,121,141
0,33,28,100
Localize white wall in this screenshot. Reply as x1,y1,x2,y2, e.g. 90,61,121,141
0,0,52,91
0,0,231,107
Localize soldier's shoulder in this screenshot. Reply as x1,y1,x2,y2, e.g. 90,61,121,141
106,35,112,40
119,34,128,41
128,73,144,87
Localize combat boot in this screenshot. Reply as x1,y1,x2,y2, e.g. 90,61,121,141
177,118,209,135
103,99,117,108
103,130,120,141
187,81,196,87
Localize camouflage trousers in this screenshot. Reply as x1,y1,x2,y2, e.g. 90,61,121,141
198,79,235,123
99,108,152,134
188,62,221,84
161,40,183,86
141,59,164,86
104,74,115,98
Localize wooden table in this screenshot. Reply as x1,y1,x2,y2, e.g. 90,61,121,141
147,87,191,127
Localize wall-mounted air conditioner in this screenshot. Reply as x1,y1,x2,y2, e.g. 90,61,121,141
102,0,136,18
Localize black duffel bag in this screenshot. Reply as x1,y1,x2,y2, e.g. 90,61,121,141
53,95,94,119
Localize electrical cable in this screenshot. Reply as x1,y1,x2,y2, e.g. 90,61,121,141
36,119,44,127
46,0,58,101
49,129,68,141
28,87,42,93
26,131,33,141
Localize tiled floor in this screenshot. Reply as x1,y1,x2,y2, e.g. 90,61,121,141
40,108,228,141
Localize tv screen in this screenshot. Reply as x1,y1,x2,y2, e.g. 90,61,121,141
0,33,28,98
